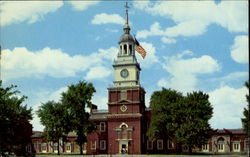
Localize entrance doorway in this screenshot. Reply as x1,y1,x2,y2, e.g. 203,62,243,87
119,141,128,154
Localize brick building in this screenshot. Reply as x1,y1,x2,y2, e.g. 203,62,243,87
86,4,149,154
85,5,249,155
29,4,248,156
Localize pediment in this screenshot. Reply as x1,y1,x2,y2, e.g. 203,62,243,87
117,99,132,104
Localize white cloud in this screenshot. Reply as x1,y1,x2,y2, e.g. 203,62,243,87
97,46,118,61
0,1,63,26
136,22,163,39
2,46,118,81
135,42,159,68
134,1,248,39
161,37,176,44
31,86,68,131
85,66,112,80
230,35,249,64
68,1,100,11
165,20,208,37
137,20,207,39
211,71,249,87
158,51,220,93
91,13,125,25
209,85,248,129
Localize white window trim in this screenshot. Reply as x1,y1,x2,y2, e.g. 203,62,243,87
233,141,240,152
91,141,96,150
100,122,106,132
26,145,31,152
167,140,173,149
218,142,224,152
42,143,47,152
66,143,71,152
147,140,153,150
157,139,163,150
202,144,209,152
100,140,106,150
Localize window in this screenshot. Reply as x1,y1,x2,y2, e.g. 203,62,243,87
218,143,224,152
53,143,58,152
147,141,153,150
120,45,122,54
120,90,127,100
100,122,106,132
217,137,224,152
42,143,47,152
202,144,209,152
66,143,71,152
91,141,96,150
157,140,163,150
233,142,240,152
124,45,127,54
167,140,173,149
129,45,132,55
26,145,31,152
100,140,106,150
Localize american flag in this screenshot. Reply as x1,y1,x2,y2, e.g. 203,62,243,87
134,37,147,59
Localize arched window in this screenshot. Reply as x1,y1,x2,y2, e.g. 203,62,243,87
124,45,127,55
217,137,225,152
129,45,132,55
121,124,127,139
120,45,122,55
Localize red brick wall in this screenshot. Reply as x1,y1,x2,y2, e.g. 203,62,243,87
107,117,142,154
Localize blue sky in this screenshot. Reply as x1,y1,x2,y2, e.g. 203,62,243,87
0,1,248,131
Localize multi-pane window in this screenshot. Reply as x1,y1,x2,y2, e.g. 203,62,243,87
233,142,240,152
42,143,47,152
167,140,173,149
100,140,106,150
100,122,106,132
218,143,224,151
26,145,31,152
157,140,163,150
91,141,96,150
147,141,153,150
66,143,71,152
202,144,209,152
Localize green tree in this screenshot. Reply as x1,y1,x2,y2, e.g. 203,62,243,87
0,81,32,156
147,88,183,142
61,81,96,155
37,101,70,155
148,88,213,153
174,91,213,153
241,81,249,135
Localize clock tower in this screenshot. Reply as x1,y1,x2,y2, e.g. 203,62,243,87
113,5,140,87
107,3,146,154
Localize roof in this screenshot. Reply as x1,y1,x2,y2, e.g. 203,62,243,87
213,128,245,135
31,131,78,138
90,111,108,120
119,33,134,43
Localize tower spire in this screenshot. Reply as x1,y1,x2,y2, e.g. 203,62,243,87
123,2,130,34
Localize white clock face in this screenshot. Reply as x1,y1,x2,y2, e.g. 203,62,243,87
120,69,129,78
120,105,127,112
